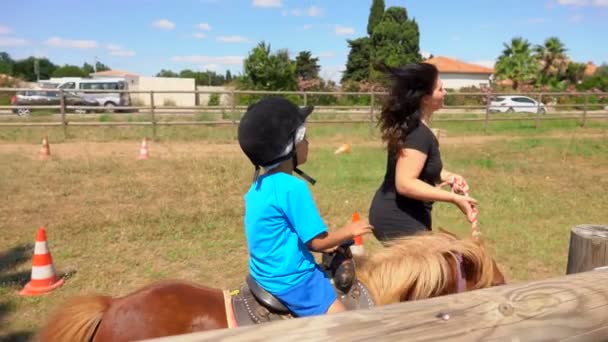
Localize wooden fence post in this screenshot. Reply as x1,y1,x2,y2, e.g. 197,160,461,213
149,91,156,140
566,224,608,274
231,90,237,125
535,93,543,129
581,94,588,127
369,92,375,136
483,92,490,133
60,89,67,138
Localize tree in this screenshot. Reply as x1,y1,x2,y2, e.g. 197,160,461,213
564,62,586,84
82,62,95,76
13,57,57,81
225,70,232,82
370,7,421,72
52,65,87,77
295,51,320,80
534,37,568,83
342,37,371,82
0,52,15,75
495,37,539,89
95,61,110,72
156,69,179,77
242,41,297,90
367,0,385,35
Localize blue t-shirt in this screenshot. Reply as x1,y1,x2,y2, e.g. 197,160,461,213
244,172,327,293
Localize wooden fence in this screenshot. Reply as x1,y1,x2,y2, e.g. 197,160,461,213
0,88,607,139
146,225,608,341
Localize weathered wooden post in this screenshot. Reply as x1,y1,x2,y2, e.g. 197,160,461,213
566,224,608,274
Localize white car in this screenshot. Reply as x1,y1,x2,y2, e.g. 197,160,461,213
489,95,546,114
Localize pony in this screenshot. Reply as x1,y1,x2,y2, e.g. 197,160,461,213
37,231,505,342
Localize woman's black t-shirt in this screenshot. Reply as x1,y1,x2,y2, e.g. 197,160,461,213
369,123,443,241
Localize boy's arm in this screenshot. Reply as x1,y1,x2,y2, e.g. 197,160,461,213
307,220,373,252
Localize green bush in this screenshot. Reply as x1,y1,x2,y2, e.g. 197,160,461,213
208,93,220,106
163,98,177,106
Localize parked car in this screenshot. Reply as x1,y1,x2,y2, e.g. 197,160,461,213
11,90,99,116
488,95,546,114
57,78,130,112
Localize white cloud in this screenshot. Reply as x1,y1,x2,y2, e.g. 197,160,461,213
421,51,432,59
335,25,355,36
203,64,219,70
0,25,13,35
45,37,97,49
217,35,249,43
171,55,244,65
316,51,335,58
196,23,212,31
307,6,322,17
593,0,608,7
557,0,587,5
153,19,176,30
253,0,282,8
193,32,207,39
0,37,28,47
110,50,136,57
286,6,323,17
470,60,496,68
527,18,546,24
570,14,584,22
105,44,135,57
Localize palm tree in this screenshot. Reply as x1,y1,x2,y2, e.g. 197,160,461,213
495,37,539,89
534,37,568,81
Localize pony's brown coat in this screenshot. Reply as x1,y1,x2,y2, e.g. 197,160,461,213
37,232,504,342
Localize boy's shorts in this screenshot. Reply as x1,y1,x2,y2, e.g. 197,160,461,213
272,266,337,317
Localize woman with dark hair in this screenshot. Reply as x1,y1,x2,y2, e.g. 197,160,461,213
368,63,477,243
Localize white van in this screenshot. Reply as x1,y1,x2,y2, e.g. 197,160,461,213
57,78,130,111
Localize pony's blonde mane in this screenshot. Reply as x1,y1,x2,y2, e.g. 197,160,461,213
356,232,497,305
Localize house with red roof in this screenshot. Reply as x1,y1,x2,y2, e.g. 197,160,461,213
425,56,494,90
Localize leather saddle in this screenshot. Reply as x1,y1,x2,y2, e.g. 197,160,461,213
231,241,375,326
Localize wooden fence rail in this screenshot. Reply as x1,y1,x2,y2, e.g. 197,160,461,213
0,88,606,139
147,269,608,342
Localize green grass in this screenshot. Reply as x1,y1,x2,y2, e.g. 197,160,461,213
0,124,607,339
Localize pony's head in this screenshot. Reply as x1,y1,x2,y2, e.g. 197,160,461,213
355,231,505,305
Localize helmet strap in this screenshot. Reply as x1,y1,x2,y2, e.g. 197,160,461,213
291,136,316,185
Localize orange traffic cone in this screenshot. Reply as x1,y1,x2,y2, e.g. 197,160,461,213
137,137,150,160
39,135,51,159
350,212,365,257
19,227,65,296
334,143,350,155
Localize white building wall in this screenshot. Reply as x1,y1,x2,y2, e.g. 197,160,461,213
440,73,492,90
131,77,196,107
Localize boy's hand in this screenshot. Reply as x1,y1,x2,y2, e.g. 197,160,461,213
347,220,374,239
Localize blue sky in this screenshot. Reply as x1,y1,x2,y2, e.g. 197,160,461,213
2,0,607,82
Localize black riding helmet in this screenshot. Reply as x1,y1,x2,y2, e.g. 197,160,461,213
238,97,316,185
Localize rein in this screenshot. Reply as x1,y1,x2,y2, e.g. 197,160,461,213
448,176,481,240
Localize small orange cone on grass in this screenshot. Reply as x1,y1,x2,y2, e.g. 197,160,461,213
39,135,51,159
19,226,65,296
334,143,350,155
137,137,150,160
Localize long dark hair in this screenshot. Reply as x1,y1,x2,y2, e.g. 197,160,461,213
377,63,438,155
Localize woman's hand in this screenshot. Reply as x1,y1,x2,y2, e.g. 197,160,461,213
451,193,478,223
